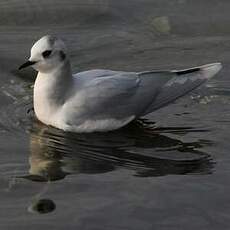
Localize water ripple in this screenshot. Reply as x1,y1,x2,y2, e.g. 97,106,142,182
16,120,215,181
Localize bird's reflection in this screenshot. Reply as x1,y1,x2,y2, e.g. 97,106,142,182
23,119,214,182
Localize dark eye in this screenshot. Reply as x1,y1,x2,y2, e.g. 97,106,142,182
42,50,52,58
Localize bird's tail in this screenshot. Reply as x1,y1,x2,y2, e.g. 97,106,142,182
142,63,222,115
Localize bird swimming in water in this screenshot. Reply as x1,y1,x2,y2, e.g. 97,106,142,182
19,35,222,133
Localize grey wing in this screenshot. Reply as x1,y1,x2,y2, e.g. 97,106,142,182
74,73,142,119
71,71,173,120
141,63,222,115
73,69,125,81
70,63,221,122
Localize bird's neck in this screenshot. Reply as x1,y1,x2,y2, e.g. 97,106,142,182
34,61,73,124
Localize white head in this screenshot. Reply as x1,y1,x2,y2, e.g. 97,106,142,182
19,35,68,73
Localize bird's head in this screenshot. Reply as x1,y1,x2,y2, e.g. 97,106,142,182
19,35,67,73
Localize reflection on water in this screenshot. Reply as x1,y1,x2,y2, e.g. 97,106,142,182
21,119,214,182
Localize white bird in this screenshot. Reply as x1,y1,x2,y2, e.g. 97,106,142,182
19,35,222,133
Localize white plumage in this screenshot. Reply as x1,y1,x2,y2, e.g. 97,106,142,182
19,35,222,132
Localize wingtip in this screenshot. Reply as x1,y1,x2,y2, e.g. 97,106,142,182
200,62,222,79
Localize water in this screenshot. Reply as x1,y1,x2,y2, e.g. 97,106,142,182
0,0,230,229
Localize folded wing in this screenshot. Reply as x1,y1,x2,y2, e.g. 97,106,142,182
69,63,221,124
140,63,222,115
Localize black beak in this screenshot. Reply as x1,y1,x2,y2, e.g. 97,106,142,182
18,61,36,70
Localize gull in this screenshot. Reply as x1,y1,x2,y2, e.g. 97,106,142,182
19,35,222,133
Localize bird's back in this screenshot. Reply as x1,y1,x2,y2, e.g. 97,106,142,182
63,63,221,132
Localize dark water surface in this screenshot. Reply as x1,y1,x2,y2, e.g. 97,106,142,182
0,0,230,229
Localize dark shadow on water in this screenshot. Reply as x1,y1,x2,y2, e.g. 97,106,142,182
28,198,56,214
21,119,214,182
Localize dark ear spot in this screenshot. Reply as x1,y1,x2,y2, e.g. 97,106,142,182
59,51,66,61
